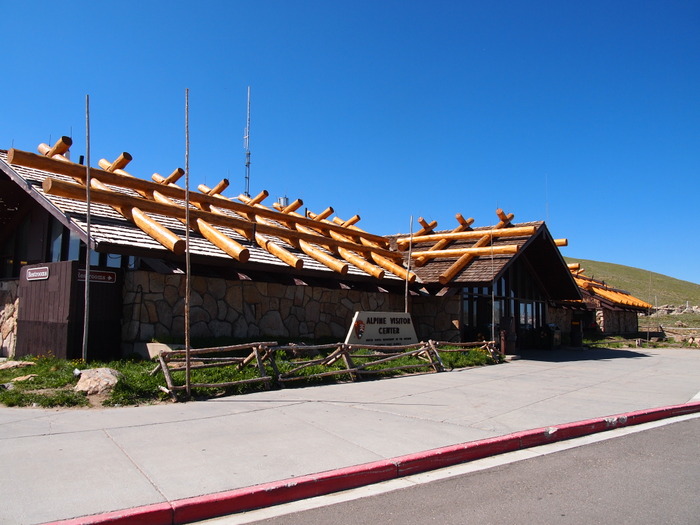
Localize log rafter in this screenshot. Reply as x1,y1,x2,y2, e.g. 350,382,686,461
7,147,391,248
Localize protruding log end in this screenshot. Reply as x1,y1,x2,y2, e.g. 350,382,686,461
209,179,230,195
172,239,187,255
164,168,185,185
554,238,568,247
43,136,73,157
238,248,251,264
248,189,269,204
282,199,304,213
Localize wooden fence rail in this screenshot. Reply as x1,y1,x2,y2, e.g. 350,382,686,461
153,340,498,401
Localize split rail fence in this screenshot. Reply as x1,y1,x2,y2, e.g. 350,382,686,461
152,340,499,401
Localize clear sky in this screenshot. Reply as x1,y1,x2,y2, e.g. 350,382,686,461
3,1,699,284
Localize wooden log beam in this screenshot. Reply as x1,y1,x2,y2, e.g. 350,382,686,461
330,217,417,282
397,225,536,248
37,146,186,255
41,137,72,158
7,148,390,247
151,168,185,186
158,177,302,270
438,209,514,285
238,194,349,275
102,152,133,172
104,160,251,262
411,245,520,258
554,238,568,247
206,179,230,196
282,207,385,279
415,217,438,236
413,213,475,267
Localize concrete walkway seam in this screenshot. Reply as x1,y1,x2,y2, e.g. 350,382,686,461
43,400,700,525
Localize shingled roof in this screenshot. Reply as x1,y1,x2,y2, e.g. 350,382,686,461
571,269,652,312
1,138,579,301
389,215,581,300
1,141,414,288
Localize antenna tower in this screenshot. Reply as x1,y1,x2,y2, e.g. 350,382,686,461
243,86,251,197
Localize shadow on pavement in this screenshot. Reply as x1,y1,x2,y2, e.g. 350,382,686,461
517,346,650,362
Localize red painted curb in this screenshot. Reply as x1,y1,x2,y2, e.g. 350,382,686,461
41,502,173,525
172,459,397,524
44,401,700,525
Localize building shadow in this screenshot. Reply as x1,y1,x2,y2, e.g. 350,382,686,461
517,346,650,363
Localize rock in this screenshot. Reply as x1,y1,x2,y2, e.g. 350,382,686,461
11,374,37,382
74,368,122,395
0,360,36,370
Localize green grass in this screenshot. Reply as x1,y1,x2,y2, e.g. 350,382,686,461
639,312,700,329
0,345,500,408
564,257,700,306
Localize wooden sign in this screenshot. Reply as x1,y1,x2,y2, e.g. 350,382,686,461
25,267,49,281
345,311,418,346
78,269,117,284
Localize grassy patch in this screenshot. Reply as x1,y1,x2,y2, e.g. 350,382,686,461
0,345,502,408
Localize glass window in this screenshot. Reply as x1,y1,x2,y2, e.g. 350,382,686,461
49,218,64,262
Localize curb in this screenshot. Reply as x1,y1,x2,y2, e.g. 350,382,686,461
45,400,700,525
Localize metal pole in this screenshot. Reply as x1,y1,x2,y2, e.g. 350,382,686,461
244,86,251,197
405,215,413,313
185,88,191,396
82,94,92,362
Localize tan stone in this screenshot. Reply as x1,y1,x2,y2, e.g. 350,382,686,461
268,283,285,299
74,368,121,395
11,373,37,382
208,278,227,300
132,271,150,293
0,360,35,370
202,293,218,320
2,316,15,339
192,276,208,296
145,342,172,359
242,284,262,304
149,273,165,293
259,311,288,337
163,285,180,306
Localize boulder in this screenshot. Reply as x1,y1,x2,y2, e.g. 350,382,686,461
74,368,122,395
0,360,35,370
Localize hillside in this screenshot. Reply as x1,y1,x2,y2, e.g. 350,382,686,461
563,257,700,307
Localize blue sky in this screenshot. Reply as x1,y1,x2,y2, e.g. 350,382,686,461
3,1,699,285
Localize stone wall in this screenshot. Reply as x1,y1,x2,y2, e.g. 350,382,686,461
0,280,19,358
411,295,461,342
121,271,406,354
598,309,639,334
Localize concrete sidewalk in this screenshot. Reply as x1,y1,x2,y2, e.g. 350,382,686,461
1,347,699,525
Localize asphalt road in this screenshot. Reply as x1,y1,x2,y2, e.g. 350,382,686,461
239,417,700,525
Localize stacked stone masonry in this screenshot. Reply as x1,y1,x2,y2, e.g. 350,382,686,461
121,271,406,354
0,280,19,358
